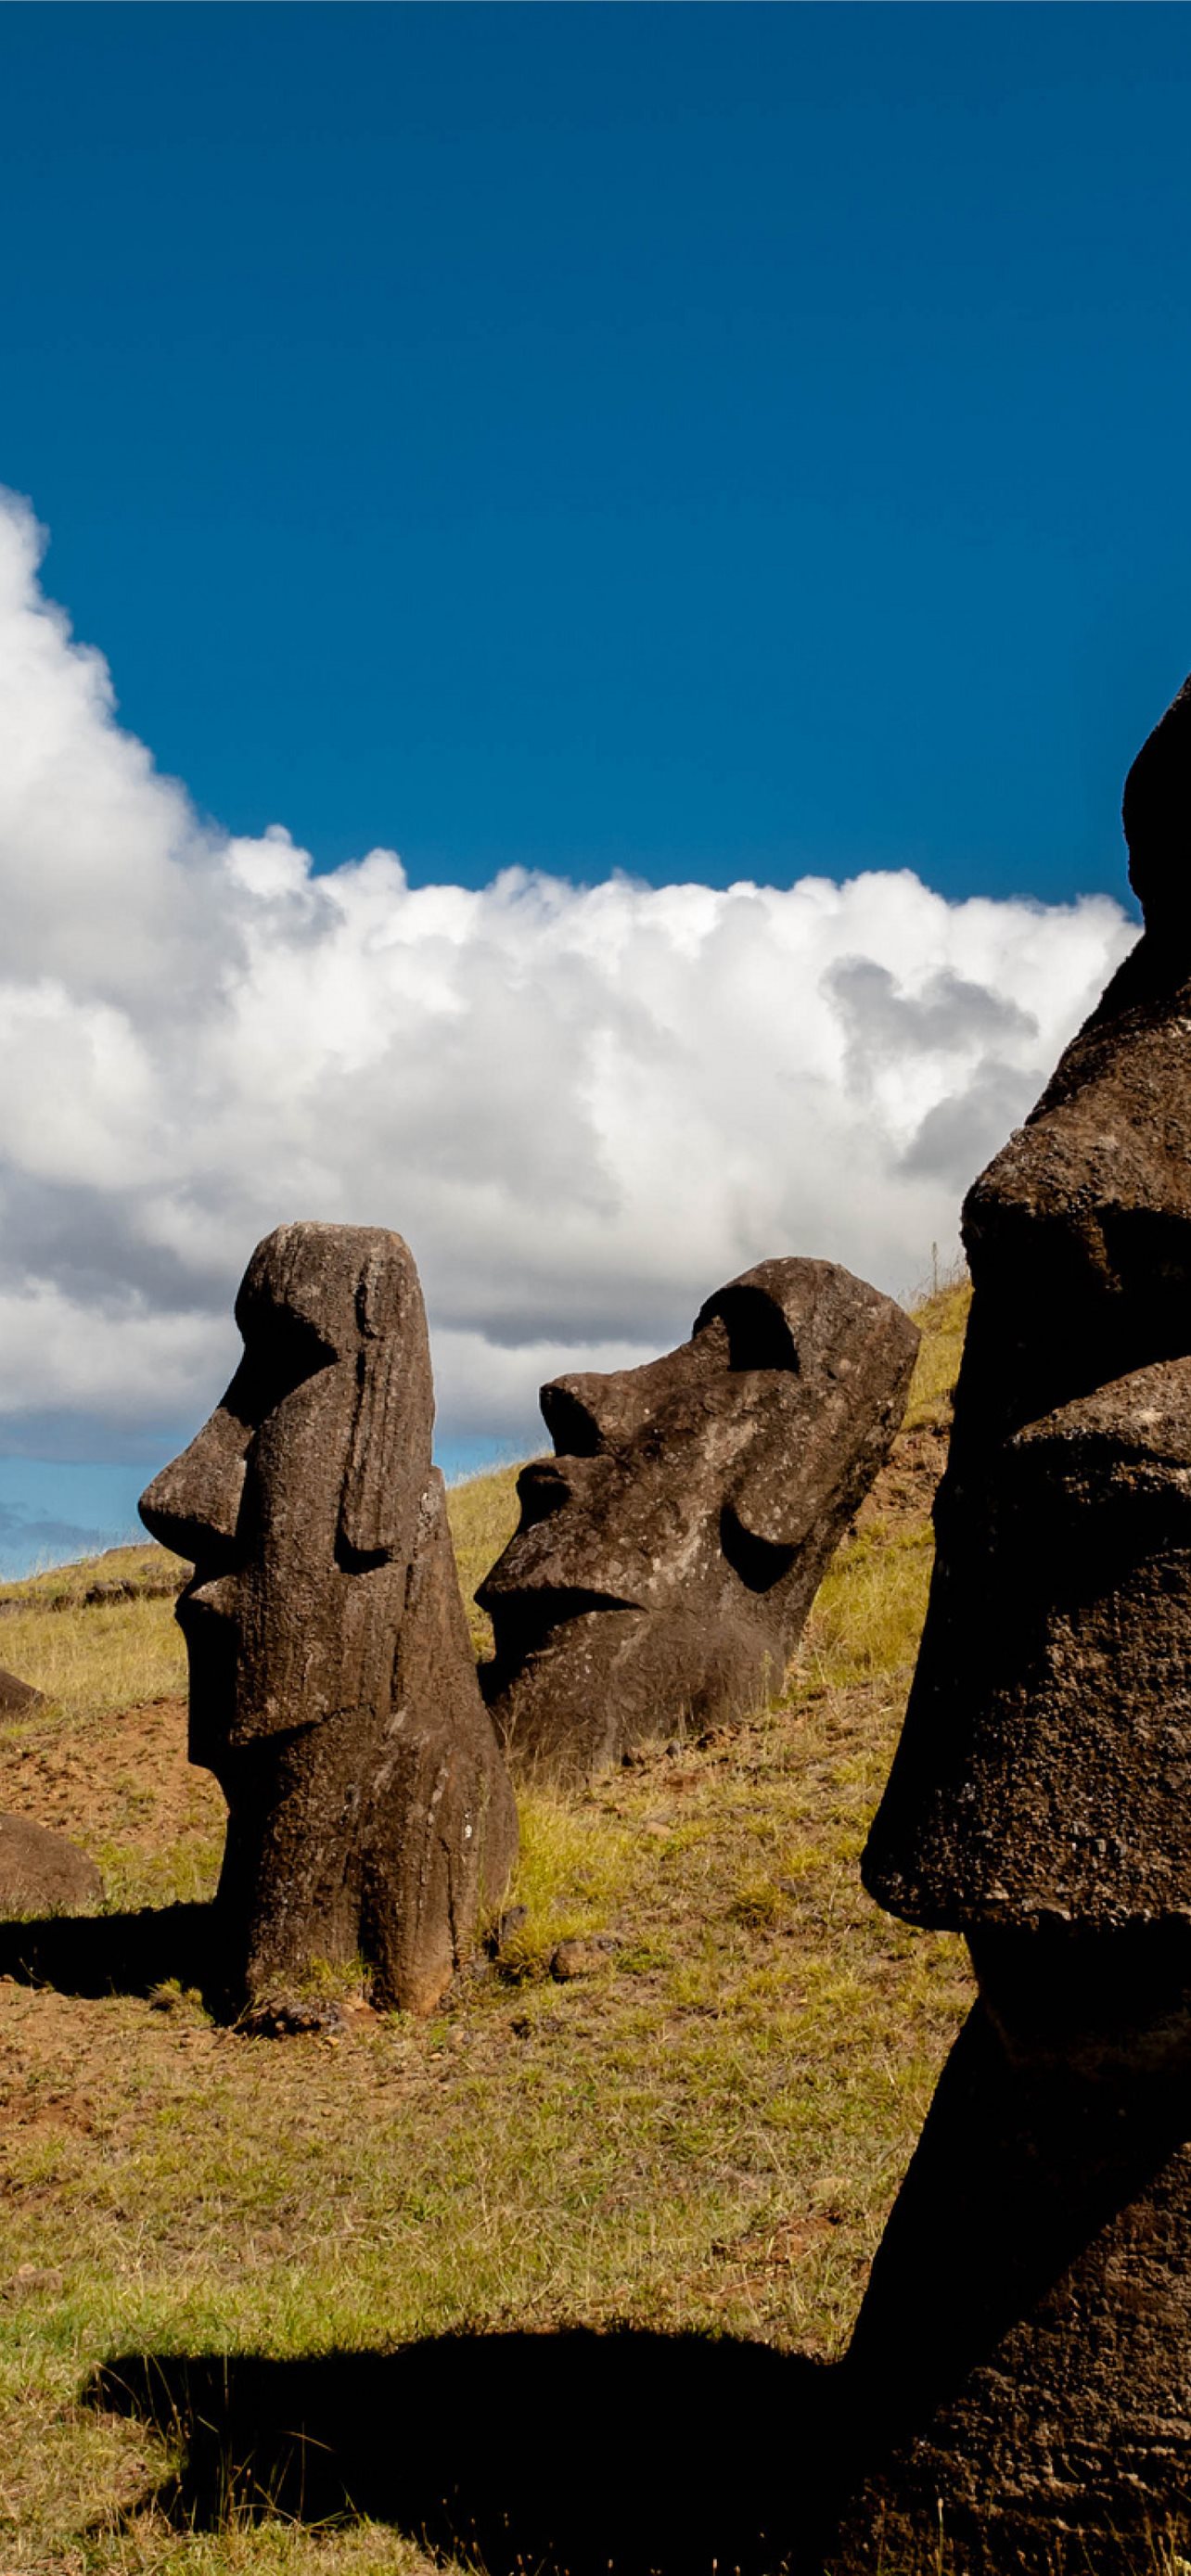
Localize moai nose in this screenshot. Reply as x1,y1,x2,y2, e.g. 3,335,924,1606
139,1408,250,1562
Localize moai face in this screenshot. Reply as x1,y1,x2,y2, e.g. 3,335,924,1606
864,675,1191,1934
140,1223,434,1766
839,684,1191,2563
140,1221,517,2020
479,1257,919,1777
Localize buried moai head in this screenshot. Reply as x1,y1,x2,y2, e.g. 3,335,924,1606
140,1223,517,2018
864,672,1191,1938
479,1257,919,1778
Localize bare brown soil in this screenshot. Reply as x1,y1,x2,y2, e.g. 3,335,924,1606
1,1696,221,1855
855,1424,948,1533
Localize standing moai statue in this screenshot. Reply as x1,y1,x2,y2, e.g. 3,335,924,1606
140,1224,518,2021
478,1258,919,1779
834,678,1191,2566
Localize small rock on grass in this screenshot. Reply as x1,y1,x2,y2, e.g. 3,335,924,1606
0,1666,45,1715
550,1935,621,1982
4,2265,65,2299
0,1815,102,1916
238,1996,350,2039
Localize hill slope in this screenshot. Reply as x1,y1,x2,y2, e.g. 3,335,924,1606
0,1288,972,2574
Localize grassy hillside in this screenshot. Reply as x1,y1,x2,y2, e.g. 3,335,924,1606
0,1288,973,2575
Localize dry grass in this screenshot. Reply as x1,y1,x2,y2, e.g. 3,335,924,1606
0,1591,188,1724
802,1523,934,1693
0,1545,191,1727
0,1279,1018,2573
902,1281,968,1433
0,1542,184,1611
444,1463,522,1659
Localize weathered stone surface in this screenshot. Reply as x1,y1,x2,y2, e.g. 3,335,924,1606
0,1814,102,1915
841,678,1191,2562
864,687,1191,1932
140,1223,517,2020
550,1935,620,1981
0,1666,45,1715
478,1258,918,1779
835,1982,1191,2570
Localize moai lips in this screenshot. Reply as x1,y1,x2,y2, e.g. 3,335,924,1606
140,1224,517,2020
479,1258,918,1779
833,677,1191,2568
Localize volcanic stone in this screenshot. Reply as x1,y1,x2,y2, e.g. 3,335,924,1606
550,1936,620,1981
839,674,1191,2564
0,1667,45,1715
864,726,1191,1932
835,1973,1191,2570
478,1257,918,1779
139,1223,518,2020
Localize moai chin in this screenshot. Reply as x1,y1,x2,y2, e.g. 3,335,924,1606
140,1223,518,2021
478,1257,919,1779
834,678,1191,2569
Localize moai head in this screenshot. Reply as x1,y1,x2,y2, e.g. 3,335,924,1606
864,675,1191,1938
140,1221,518,2019
841,685,1191,2560
479,1257,919,1778
141,1222,433,1766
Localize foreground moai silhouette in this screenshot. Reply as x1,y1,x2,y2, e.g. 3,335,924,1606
833,678,1191,2567
140,1224,517,2020
479,1258,919,1779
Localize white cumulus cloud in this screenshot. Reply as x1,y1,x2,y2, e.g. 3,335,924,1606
0,488,1135,1468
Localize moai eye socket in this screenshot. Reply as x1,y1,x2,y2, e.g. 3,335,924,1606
229,1316,336,1435
700,1284,800,1374
540,1383,605,1457
480,1258,918,1780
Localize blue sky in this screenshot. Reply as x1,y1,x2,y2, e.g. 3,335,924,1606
0,4,1185,1571
3,4,1190,907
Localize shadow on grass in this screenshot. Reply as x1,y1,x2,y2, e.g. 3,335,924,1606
84,2329,841,2573
0,1901,219,2003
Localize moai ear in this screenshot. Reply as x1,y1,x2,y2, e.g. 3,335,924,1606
695,1270,808,1571
699,1259,918,1564
339,1239,435,1562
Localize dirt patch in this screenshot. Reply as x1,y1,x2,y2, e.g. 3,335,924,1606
855,1423,947,1532
0,1699,222,1858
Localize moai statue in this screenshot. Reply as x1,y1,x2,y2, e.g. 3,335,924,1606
833,678,1191,2566
140,1224,518,2021
478,1258,919,1779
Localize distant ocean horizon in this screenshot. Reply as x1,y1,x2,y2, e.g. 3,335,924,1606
0,1438,524,1582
